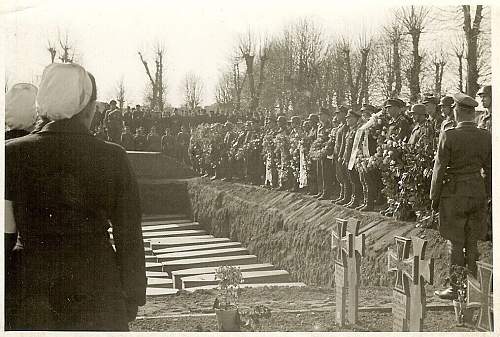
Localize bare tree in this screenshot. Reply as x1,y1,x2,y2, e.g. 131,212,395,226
451,36,465,93
47,40,57,63
341,35,372,108
139,43,166,111
182,72,204,111
400,6,431,102
58,31,75,63
383,18,404,97
215,71,234,112
115,77,126,110
432,50,447,96
462,5,483,96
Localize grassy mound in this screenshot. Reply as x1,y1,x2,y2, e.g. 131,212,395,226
187,179,492,287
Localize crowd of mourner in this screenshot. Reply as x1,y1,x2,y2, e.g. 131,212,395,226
185,89,491,223
89,88,492,223
3,58,493,330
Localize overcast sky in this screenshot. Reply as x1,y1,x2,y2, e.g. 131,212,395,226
2,0,487,107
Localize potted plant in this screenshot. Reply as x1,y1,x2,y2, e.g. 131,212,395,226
449,265,472,326
213,265,243,331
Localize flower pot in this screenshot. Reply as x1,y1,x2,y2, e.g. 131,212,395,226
215,308,240,332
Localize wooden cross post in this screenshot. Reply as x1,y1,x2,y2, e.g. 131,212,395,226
331,219,349,326
387,236,413,332
408,237,434,331
345,218,365,324
467,261,493,331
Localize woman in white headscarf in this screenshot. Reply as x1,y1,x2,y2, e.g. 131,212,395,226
5,63,146,331
5,83,38,140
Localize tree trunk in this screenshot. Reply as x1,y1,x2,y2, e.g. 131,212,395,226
463,5,483,97
243,54,256,113
409,29,422,103
457,54,464,93
393,38,402,97
356,48,370,106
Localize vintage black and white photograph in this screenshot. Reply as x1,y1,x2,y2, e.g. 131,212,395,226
2,0,494,333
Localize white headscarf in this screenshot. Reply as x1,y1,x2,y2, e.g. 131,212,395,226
36,63,93,121
5,83,38,131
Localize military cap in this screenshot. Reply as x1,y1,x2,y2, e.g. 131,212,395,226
477,85,492,96
452,92,478,108
385,98,405,108
307,113,319,122
319,107,331,116
110,99,117,105
290,115,301,124
360,104,376,114
347,109,362,118
438,95,454,107
410,104,427,115
422,95,438,105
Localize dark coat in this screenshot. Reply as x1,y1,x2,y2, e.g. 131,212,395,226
430,121,491,243
5,119,146,331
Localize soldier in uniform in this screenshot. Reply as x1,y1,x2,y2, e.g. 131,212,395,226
306,114,319,195
386,98,412,142
341,109,364,208
408,104,429,145
477,85,492,132
355,104,379,211
438,95,456,134
432,93,491,300
289,116,303,191
315,108,334,200
105,100,123,144
221,121,237,181
333,106,350,205
275,115,292,190
5,63,145,330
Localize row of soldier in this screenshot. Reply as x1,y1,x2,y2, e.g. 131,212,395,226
191,87,491,219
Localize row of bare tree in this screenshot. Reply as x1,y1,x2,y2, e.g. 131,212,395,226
213,5,489,115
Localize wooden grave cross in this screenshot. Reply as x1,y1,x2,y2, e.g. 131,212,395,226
467,261,493,331
408,237,434,332
345,218,366,325
331,218,349,326
387,236,413,332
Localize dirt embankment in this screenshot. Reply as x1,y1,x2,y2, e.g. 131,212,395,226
187,179,492,288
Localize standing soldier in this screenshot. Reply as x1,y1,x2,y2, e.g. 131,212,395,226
432,93,491,300
477,85,492,132
315,108,334,200
306,114,319,195
275,115,291,190
341,109,364,208
438,95,456,134
386,98,412,142
333,106,350,205
289,116,303,192
407,104,429,145
262,117,278,188
221,121,237,181
355,104,379,211
105,100,123,144
298,119,312,190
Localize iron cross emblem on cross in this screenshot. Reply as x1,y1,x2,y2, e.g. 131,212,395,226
387,236,415,294
331,219,348,267
467,261,493,331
